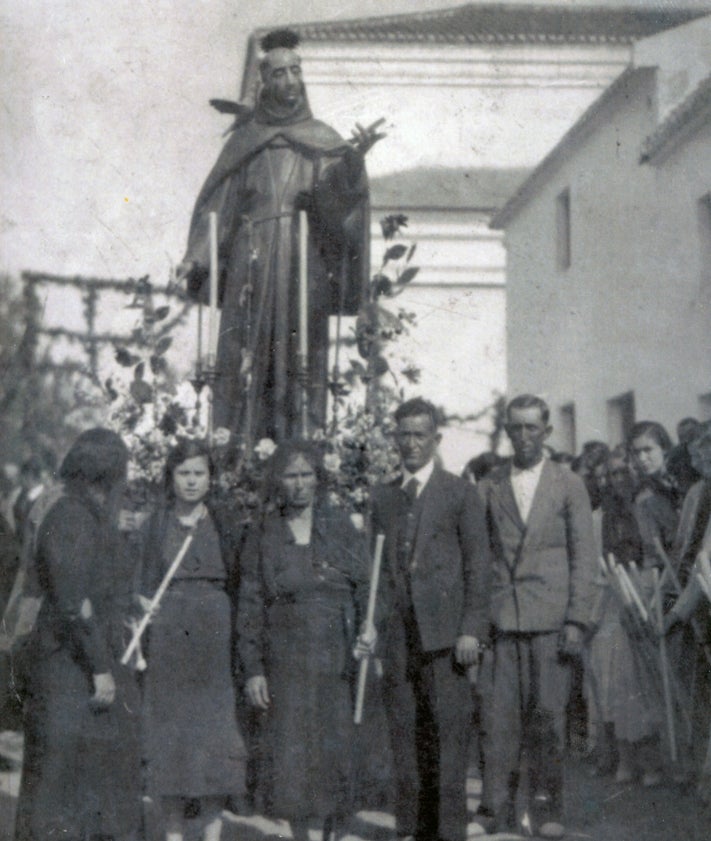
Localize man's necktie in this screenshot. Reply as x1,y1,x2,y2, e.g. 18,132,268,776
403,477,419,505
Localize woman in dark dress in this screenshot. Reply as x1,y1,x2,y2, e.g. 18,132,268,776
626,420,681,785
139,439,246,841
141,441,245,841
238,441,368,841
15,428,142,841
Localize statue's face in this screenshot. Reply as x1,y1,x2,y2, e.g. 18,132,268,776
261,48,304,107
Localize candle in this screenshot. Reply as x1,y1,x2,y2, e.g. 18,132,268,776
298,210,308,360
207,211,219,367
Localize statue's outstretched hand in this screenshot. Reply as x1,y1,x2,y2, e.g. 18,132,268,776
350,118,387,155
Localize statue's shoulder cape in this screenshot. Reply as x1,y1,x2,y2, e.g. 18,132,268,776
194,117,350,212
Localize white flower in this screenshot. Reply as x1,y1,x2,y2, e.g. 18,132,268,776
254,438,277,461
323,453,341,473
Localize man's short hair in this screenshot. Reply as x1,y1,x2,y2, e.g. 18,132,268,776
506,394,550,425
394,397,440,430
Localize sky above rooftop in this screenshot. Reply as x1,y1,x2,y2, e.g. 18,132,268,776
2,0,709,284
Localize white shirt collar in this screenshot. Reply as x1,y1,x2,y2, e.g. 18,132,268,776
510,458,546,480
401,460,435,496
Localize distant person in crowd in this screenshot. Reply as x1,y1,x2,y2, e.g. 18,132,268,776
667,417,702,497
12,456,50,542
477,394,596,839
630,420,681,558
14,429,142,841
238,441,368,841
550,451,575,469
139,439,245,841
572,441,610,512
0,463,20,532
589,447,661,783
0,511,21,752
621,420,681,786
0,512,20,618
370,397,490,841
462,451,505,485
570,441,609,753
663,420,711,796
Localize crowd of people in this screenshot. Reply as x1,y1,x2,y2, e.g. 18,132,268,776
0,397,710,841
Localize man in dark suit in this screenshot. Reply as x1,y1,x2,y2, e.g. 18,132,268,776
477,394,596,839
370,397,490,841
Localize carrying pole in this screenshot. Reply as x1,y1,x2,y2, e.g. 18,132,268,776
121,534,194,666
354,533,385,725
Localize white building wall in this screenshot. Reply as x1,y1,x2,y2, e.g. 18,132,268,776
504,68,711,450
294,38,634,450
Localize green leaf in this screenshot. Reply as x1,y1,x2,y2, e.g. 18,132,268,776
153,305,170,321
104,378,118,402
154,336,172,355
135,361,146,381
383,244,407,264
349,359,368,377
406,243,417,262
115,347,140,367
150,355,168,375
130,379,153,405
371,274,392,298
397,266,419,285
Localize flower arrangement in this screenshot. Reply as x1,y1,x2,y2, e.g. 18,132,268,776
102,218,417,519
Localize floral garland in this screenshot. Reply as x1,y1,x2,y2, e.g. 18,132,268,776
102,216,417,517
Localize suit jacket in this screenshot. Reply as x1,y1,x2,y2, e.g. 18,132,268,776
479,459,596,633
371,466,490,652
668,479,711,621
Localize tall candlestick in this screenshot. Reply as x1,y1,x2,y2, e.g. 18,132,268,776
208,211,219,368
196,302,203,373
298,210,309,436
298,210,308,360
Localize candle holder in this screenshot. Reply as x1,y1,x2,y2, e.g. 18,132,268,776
190,361,219,439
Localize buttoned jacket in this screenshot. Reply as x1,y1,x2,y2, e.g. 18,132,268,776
371,466,490,651
479,459,596,633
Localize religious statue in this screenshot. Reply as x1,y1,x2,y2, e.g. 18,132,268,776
177,28,384,444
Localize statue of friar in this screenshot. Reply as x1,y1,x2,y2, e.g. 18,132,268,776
177,28,384,444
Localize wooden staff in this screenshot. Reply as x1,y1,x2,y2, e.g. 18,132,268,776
653,567,678,762
354,533,385,725
121,534,194,666
298,210,309,438
653,536,711,668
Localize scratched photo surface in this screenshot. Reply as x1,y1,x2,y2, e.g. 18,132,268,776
2,1,711,840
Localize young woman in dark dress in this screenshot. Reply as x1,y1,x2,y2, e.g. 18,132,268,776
15,428,142,841
625,420,681,785
139,439,245,841
238,441,368,841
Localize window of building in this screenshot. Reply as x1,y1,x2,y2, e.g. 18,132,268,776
699,392,711,421
607,391,635,447
556,188,571,270
698,192,711,290
558,402,576,455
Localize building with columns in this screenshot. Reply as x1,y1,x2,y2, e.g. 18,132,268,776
237,3,705,464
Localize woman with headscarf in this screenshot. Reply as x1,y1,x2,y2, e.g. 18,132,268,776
15,428,141,841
